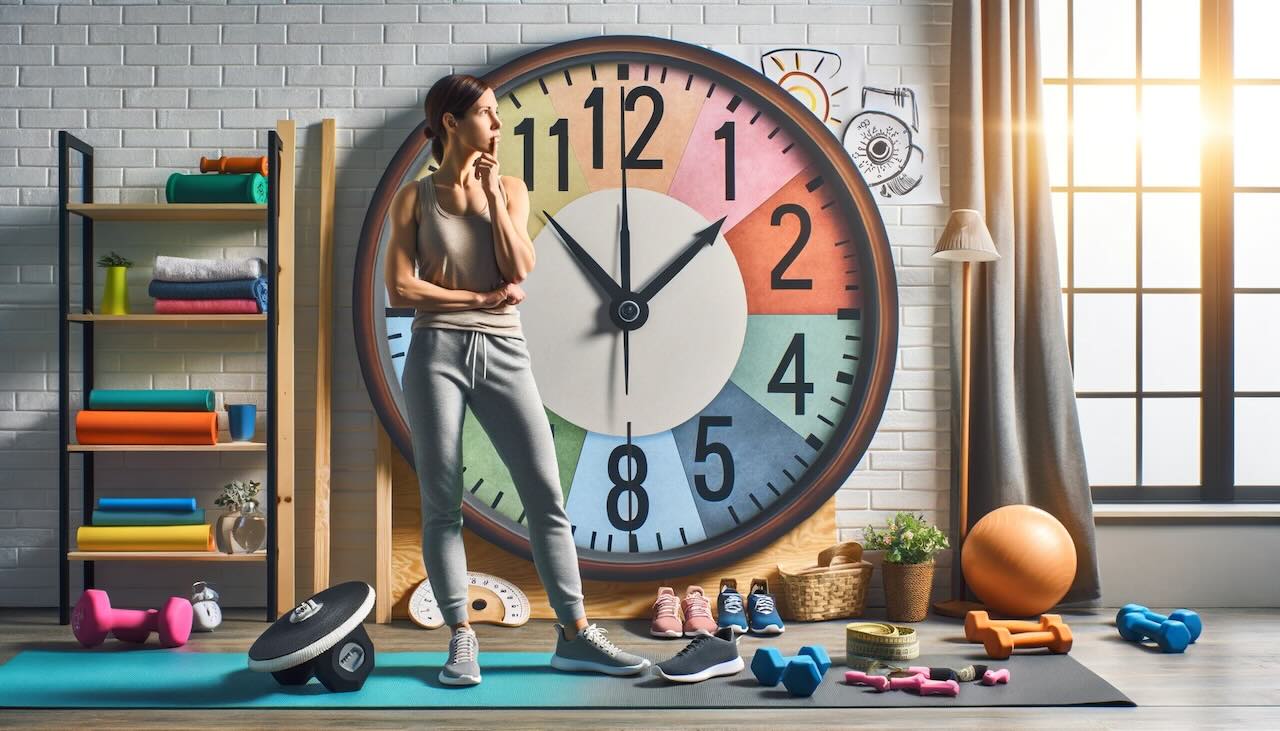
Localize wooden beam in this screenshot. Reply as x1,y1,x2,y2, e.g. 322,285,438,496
313,118,336,593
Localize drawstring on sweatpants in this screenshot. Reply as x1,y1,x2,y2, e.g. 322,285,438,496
463,330,489,389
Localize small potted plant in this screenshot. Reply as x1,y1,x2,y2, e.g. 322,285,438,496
214,479,266,554
96,250,133,315
863,512,949,622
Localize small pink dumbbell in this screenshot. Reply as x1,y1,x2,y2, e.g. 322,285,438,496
982,668,1011,685
71,589,193,648
844,670,891,691
889,673,960,697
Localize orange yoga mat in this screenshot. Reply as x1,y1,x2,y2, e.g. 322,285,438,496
76,524,214,552
75,410,218,445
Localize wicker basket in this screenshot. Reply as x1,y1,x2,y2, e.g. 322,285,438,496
776,542,874,621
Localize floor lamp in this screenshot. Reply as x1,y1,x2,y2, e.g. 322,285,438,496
931,209,1000,618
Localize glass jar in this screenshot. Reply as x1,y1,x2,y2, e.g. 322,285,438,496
231,499,268,553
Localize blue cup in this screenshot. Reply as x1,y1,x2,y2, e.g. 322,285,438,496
227,403,257,442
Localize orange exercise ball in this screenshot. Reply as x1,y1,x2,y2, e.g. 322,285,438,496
961,504,1077,617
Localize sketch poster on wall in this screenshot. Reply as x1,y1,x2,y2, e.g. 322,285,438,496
843,85,942,205
713,44,865,143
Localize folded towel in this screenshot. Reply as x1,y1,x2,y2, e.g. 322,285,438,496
97,498,199,512
76,524,213,552
148,277,268,313
154,299,259,315
91,509,205,526
88,389,215,412
153,255,264,283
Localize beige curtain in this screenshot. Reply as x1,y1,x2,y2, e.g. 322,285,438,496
949,0,1101,604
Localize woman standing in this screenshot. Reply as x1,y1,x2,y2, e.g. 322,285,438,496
384,74,650,686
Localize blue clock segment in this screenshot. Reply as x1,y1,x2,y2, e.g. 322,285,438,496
565,429,707,553
384,308,415,386
670,379,814,538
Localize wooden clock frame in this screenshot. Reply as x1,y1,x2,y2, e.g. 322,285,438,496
353,36,898,581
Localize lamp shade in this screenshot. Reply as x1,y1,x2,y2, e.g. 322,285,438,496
933,208,1001,262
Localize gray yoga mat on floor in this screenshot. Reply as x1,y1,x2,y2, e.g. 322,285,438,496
0,650,1132,708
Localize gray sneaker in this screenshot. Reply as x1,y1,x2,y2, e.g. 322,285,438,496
439,627,481,686
550,623,651,676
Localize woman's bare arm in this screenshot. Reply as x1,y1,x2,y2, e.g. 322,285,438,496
489,175,535,284
384,181,503,311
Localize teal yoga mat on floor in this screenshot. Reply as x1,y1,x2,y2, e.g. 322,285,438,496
88,389,215,412
0,650,1132,709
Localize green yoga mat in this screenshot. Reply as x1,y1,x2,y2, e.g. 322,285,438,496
0,650,1132,709
90,509,205,526
166,172,267,204
87,389,215,412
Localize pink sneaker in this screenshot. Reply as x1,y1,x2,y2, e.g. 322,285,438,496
681,585,716,637
650,586,682,638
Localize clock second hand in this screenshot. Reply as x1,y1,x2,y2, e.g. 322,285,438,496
619,85,632,396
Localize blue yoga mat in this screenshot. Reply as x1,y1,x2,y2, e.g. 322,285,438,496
97,497,198,512
0,650,1132,709
147,277,268,313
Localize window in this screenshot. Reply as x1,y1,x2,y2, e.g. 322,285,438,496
1042,0,1280,501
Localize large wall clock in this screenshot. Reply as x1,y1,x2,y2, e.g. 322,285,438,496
354,36,898,580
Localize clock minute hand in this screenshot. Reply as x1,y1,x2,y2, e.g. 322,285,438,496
635,216,728,304
542,210,624,300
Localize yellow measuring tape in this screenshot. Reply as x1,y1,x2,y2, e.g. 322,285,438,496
845,622,921,667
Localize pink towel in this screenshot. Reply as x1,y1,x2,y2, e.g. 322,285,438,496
154,299,260,314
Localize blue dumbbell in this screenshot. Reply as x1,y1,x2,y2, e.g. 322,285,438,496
1116,604,1202,643
1116,612,1191,653
751,646,832,695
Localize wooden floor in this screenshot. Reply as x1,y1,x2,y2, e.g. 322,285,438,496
1,607,1276,729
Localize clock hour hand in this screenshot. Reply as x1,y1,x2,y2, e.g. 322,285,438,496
635,216,727,304
542,210,624,300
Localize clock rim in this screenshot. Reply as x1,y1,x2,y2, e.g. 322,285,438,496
353,35,899,581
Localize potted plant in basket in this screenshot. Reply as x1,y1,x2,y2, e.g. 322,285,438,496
96,250,133,315
863,512,949,622
214,479,266,554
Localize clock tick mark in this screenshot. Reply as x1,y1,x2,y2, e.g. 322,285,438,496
781,143,794,154
706,82,717,98
846,284,860,292
517,510,526,524
782,469,797,484
767,127,780,139
629,534,639,553
844,251,857,259
660,66,668,83
644,64,650,80
685,74,693,91
820,199,835,210
680,528,689,546
508,92,521,109
728,506,741,525
727,94,742,112
837,307,861,320
563,68,572,86
655,532,663,551
806,433,824,450
617,63,629,80
835,238,851,246
805,176,824,192
794,454,809,468
470,479,483,494
590,531,598,549
817,414,835,427
589,63,597,81
607,534,614,552
538,78,549,95
767,482,781,496
392,351,404,359
836,371,854,384
749,493,764,512
571,524,577,535
846,334,862,342
831,396,848,407
490,491,504,509
749,111,761,125
843,353,860,361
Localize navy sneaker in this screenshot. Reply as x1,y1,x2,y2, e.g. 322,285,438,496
716,578,747,635
653,625,744,683
747,577,784,635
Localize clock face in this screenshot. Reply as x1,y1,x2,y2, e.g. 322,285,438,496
355,38,897,579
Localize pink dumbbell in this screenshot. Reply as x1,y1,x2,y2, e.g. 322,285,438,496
889,673,960,697
982,668,1010,685
71,589,193,648
844,670,891,691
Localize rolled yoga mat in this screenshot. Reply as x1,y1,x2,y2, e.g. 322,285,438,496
88,389,215,412
97,497,199,512
154,299,259,315
148,277,268,313
91,509,205,527
166,172,267,204
154,255,264,282
74,411,217,445
75,524,213,552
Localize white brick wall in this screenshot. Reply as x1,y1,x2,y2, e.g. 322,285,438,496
0,0,955,608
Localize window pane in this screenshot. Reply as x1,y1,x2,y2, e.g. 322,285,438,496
1141,85,1200,186
1143,294,1200,391
1237,398,1280,485
1142,398,1200,485
1075,86,1137,186
1235,295,1280,391
1235,87,1280,187
1078,397,1137,485
1074,294,1136,391
1142,193,1200,289
1041,0,1068,79
1236,0,1280,79
1235,193,1280,288
1142,0,1199,78
1043,84,1069,188
1053,191,1069,290
1074,0,1135,78
1074,193,1135,287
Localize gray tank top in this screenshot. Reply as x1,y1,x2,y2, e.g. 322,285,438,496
411,177,523,337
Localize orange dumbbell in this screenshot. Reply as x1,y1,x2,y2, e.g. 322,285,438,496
975,621,1072,660
964,611,1064,643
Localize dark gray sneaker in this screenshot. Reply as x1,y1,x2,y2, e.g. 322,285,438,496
439,627,481,686
550,623,651,676
654,625,744,683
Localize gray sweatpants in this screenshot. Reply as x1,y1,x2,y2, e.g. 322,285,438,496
401,325,586,627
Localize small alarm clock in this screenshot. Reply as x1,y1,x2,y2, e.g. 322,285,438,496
190,581,223,632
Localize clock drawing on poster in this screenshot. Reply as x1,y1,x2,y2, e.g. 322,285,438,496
354,37,898,580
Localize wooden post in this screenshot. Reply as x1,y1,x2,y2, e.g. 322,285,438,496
313,118,336,593
275,118,297,614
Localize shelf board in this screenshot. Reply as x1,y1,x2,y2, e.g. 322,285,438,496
68,313,266,324
68,443,266,452
66,202,267,222
67,550,266,562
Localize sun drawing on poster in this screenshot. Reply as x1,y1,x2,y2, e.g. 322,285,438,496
754,47,854,137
